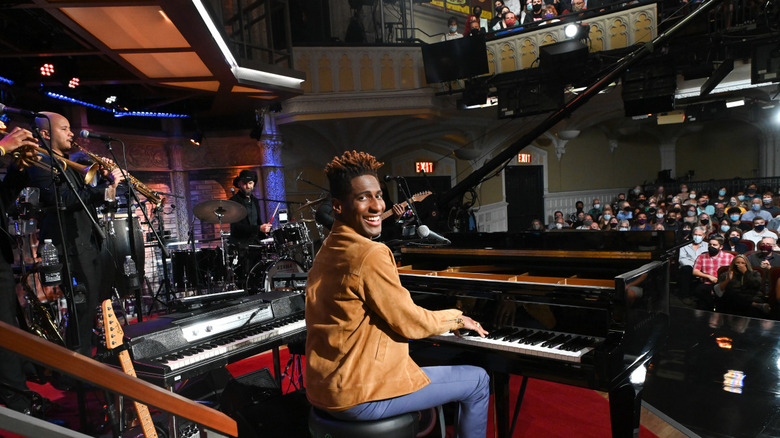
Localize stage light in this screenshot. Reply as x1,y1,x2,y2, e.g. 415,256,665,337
40,63,54,76
726,99,745,108
564,23,589,40
189,131,203,146
68,78,80,89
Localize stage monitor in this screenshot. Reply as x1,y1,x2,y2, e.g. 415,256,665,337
751,41,780,85
421,35,489,84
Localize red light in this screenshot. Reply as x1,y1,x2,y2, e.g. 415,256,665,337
68,78,80,88
40,63,54,76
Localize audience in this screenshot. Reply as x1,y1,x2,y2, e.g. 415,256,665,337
523,0,546,22
743,217,775,245
691,235,734,309
714,255,769,316
534,181,780,318
441,16,464,41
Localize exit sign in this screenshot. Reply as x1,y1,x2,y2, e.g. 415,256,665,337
416,162,434,173
517,153,532,163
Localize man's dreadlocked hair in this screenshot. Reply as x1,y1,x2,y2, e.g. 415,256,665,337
325,150,384,200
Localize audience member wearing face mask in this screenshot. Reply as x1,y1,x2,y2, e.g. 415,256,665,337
690,236,734,309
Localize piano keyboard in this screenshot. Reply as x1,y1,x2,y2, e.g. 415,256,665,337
429,327,603,363
157,315,306,372
123,291,307,386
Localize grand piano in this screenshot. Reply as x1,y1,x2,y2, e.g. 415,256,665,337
400,230,676,438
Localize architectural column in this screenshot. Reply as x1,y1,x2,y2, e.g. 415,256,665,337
758,121,780,178
258,111,287,226
658,141,677,179
163,119,191,243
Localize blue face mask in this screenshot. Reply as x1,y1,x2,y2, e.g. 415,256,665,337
738,195,745,201
721,225,730,233
693,235,704,244
730,214,740,221
603,214,612,221
449,25,458,32
753,204,762,211
719,190,726,196
527,3,533,10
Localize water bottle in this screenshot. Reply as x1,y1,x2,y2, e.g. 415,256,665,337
41,239,58,265
123,255,137,276
41,239,62,286
124,255,140,290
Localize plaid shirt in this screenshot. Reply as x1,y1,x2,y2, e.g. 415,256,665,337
693,251,734,283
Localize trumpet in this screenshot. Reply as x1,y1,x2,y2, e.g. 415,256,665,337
0,129,100,184
77,147,163,205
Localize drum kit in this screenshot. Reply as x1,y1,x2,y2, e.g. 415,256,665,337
167,196,326,295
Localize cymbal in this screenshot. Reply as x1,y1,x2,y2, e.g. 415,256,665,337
296,196,327,212
193,199,247,224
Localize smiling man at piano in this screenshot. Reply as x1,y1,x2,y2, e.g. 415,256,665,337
305,150,490,437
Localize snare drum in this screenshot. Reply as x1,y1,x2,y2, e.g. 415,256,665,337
244,258,305,293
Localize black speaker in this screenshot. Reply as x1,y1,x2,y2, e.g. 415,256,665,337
220,368,310,437
220,367,281,416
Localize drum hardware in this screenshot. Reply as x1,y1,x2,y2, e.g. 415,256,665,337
192,199,248,292
296,196,327,212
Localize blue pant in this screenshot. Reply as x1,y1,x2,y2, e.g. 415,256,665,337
329,365,490,438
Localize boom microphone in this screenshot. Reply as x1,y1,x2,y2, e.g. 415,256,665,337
80,130,119,142
417,225,451,245
0,103,39,118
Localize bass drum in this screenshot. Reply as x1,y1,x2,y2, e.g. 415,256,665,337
244,258,304,294
105,216,144,297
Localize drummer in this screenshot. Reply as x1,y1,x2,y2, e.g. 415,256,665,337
229,170,272,245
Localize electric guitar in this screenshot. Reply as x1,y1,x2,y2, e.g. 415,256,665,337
100,300,158,438
380,191,432,221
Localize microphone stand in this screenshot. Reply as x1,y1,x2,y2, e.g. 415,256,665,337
102,139,167,321
30,121,105,435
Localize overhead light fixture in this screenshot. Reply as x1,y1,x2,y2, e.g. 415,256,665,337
106,96,117,104
564,23,589,40
726,99,745,108
189,131,203,146
40,63,54,76
68,78,80,89
250,108,265,140
464,95,498,110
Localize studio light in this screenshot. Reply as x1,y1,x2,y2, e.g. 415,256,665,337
564,23,589,40
189,131,203,146
40,63,54,76
68,78,80,89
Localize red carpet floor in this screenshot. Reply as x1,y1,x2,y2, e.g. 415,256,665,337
227,349,659,438
1,347,659,437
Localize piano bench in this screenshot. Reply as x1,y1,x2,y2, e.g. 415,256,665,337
308,407,418,438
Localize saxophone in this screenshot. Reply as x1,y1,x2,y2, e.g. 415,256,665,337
20,270,65,346
77,148,163,205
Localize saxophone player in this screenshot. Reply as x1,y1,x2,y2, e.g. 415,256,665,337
8,112,125,358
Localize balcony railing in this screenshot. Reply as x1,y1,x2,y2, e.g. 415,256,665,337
293,3,657,94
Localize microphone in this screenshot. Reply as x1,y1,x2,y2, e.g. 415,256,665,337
417,225,451,245
384,175,405,181
0,103,39,118
80,130,119,142
296,171,303,182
